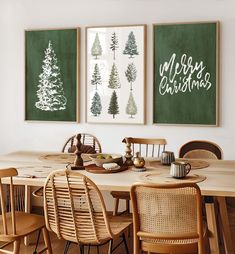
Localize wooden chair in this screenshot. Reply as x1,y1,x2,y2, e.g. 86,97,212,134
111,137,167,216
179,140,222,159
131,182,208,254
43,169,132,254
62,133,102,154
179,140,223,253
0,168,52,254
33,133,102,198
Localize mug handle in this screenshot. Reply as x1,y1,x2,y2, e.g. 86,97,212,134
185,163,191,175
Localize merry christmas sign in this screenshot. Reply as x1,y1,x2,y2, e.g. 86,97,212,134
153,22,219,125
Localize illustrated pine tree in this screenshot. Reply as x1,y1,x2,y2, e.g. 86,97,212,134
125,63,137,91
35,40,67,111
108,90,119,119
108,63,121,89
123,31,139,58
91,63,102,90
90,91,102,116
110,32,119,60
91,33,102,59
126,91,137,118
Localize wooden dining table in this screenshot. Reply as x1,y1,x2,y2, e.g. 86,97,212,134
0,150,235,254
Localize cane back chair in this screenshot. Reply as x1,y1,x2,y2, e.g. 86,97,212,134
44,169,131,254
179,140,222,160
179,140,224,252
0,168,52,254
131,182,208,254
111,137,167,216
62,133,102,154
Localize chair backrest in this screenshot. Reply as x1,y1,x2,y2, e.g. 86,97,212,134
44,169,113,244
123,137,167,157
131,182,203,253
0,168,18,236
179,140,222,160
62,133,102,154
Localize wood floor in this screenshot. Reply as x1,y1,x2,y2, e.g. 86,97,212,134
3,230,132,254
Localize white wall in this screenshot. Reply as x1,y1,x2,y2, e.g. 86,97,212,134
1,0,235,159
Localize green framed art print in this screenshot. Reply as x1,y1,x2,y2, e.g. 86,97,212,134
153,22,219,126
25,28,80,122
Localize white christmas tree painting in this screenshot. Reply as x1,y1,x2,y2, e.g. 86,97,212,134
35,40,67,111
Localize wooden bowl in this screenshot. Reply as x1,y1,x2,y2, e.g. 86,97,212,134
89,154,123,167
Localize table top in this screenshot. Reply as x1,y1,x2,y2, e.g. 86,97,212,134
1,151,235,197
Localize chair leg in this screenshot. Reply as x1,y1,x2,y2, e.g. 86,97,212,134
96,245,99,254
64,241,71,254
113,198,119,216
126,200,130,213
13,239,21,254
122,233,129,254
108,239,113,254
42,227,52,254
80,245,84,254
33,229,41,254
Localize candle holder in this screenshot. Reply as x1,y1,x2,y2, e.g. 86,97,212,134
70,134,85,170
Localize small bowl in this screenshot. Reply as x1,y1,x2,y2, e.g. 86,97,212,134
89,153,123,167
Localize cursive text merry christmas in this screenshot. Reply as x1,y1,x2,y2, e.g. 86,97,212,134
159,53,212,96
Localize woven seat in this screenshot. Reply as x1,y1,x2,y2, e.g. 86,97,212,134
111,137,167,216
131,182,208,254
0,168,52,254
44,169,132,254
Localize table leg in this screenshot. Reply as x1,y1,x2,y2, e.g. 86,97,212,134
205,202,220,254
217,197,235,254
24,185,31,246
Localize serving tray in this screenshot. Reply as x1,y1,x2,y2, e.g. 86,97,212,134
85,164,128,174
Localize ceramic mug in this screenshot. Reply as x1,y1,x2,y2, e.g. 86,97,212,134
161,151,175,165
170,161,191,178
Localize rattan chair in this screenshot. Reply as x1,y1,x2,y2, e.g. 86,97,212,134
111,137,167,216
62,133,102,154
179,140,222,159
44,169,132,254
0,168,52,254
33,133,102,198
179,140,223,252
131,182,208,254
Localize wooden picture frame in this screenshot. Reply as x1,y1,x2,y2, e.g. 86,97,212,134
25,28,80,122
153,21,219,126
86,25,146,124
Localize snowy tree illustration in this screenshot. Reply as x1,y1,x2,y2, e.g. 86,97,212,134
125,63,137,91
90,91,102,116
91,64,102,90
91,33,102,59
126,91,137,118
110,32,119,60
108,63,121,89
108,90,119,119
123,31,139,58
35,40,67,111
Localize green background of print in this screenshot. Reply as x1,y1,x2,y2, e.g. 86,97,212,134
25,29,77,121
153,23,218,125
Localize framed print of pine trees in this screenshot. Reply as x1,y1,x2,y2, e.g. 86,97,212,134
86,25,146,124
25,28,80,121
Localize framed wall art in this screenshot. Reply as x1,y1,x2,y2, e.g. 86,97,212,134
86,25,146,124
153,22,219,125
25,28,80,122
